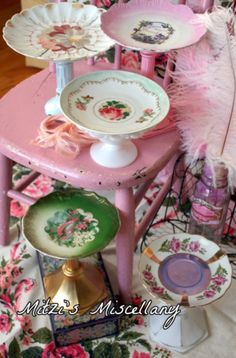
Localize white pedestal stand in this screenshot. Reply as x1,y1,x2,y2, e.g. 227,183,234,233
149,305,209,353
45,61,74,116
90,137,138,168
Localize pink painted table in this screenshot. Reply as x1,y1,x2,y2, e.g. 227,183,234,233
0,60,179,303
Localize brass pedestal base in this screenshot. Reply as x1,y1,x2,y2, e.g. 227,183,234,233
44,259,108,315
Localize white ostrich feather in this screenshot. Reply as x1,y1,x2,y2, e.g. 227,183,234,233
168,6,236,188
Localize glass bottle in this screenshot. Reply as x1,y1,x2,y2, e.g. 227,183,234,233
188,163,231,244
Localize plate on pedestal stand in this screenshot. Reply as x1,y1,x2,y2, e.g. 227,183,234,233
101,0,207,79
3,2,114,115
139,233,232,353
60,70,170,168
22,189,120,315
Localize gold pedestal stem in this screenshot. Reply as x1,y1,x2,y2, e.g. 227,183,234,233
44,258,108,315
63,259,80,277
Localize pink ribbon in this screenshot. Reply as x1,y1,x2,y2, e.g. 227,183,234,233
33,115,97,158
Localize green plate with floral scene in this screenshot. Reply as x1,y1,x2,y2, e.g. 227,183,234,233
22,189,120,259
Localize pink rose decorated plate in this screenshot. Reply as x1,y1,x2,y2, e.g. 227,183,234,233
139,233,232,307
3,3,114,62
60,70,169,136
101,0,206,53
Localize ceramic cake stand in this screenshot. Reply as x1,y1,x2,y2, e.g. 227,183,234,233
139,233,232,353
60,70,170,168
22,189,120,314
3,2,114,115
101,0,206,78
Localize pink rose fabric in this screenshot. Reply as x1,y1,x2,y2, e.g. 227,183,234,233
135,315,145,326
42,342,61,358
131,295,142,306
10,200,27,218
24,175,53,198
9,243,21,261
0,314,11,334
0,344,8,358
0,270,14,290
0,240,36,348
122,51,140,70
96,0,111,7
57,344,89,358
17,315,32,332
12,266,21,278
11,175,53,219
22,335,31,346
42,342,89,358
156,53,168,66
132,351,151,358
0,295,12,309
14,279,36,311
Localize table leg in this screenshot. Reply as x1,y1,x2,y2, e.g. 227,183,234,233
115,188,135,304
0,154,12,246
